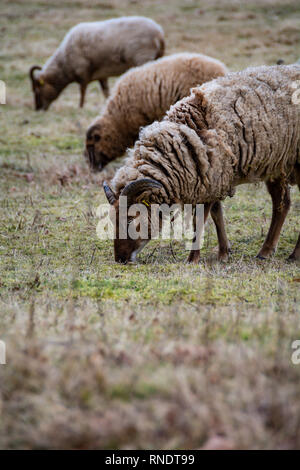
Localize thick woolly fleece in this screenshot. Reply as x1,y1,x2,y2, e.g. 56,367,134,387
35,17,164,91
112,64,300,205
89,53,227,162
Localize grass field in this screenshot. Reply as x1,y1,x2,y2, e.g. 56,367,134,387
0,0,300,449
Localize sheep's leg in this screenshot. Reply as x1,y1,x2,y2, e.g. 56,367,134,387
288,181,300,261
257,179,291,259
79,83,87,108
187,203,212,264
289,233,300,261
99,79,109,98
210,201,231,261
79,84,87,108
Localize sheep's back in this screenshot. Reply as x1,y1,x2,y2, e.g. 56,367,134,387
108,53,227,133
47,17,164,78
170,64,300,181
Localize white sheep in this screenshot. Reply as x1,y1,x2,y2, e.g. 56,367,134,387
29,16,165,110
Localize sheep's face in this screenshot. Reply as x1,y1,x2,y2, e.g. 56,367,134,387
34,80,58,110
112,203,151,264
85,123,110,172
103,180,163,264
33,79,57,111
30,67,58,111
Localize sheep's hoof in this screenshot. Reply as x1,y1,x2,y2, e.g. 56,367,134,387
256,254,267,260
287,254,298,263
218,250,230,262
187,251,200,264
256,247,276,259
187,258,200,265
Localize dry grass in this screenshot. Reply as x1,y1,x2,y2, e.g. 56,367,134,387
0,0,300,449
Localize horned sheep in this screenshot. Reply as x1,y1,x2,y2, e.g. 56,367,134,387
29,17,165,110
85,53,228,171
103,64,300,263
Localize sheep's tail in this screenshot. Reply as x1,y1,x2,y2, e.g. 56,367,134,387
155,34,165,59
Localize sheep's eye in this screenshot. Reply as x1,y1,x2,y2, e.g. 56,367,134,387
94,134,101,142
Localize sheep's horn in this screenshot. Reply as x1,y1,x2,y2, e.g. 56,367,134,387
121,178,162,206
103,181,116,205
29,65,42,82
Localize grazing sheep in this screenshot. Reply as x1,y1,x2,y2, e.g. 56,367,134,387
103,64,300,263
85,53,228,171
29,16,165,110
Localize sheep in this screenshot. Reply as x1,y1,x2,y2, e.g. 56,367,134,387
29,16,165,110
85,53,228,171
102,64,300,264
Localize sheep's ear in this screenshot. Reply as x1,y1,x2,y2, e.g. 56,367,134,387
103,181,116,205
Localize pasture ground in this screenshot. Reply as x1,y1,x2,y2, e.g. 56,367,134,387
0,0,300,449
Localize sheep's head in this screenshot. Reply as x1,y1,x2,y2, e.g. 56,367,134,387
103,179,163,263
29,66,58,110
85,122,112,172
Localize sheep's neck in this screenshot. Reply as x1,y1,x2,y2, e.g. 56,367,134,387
42,52,73,96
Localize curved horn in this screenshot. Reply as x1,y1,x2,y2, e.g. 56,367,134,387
121,178,162,206
103,181,116,205
29,65,42,82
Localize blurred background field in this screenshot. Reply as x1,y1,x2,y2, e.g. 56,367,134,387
0,0,300,449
